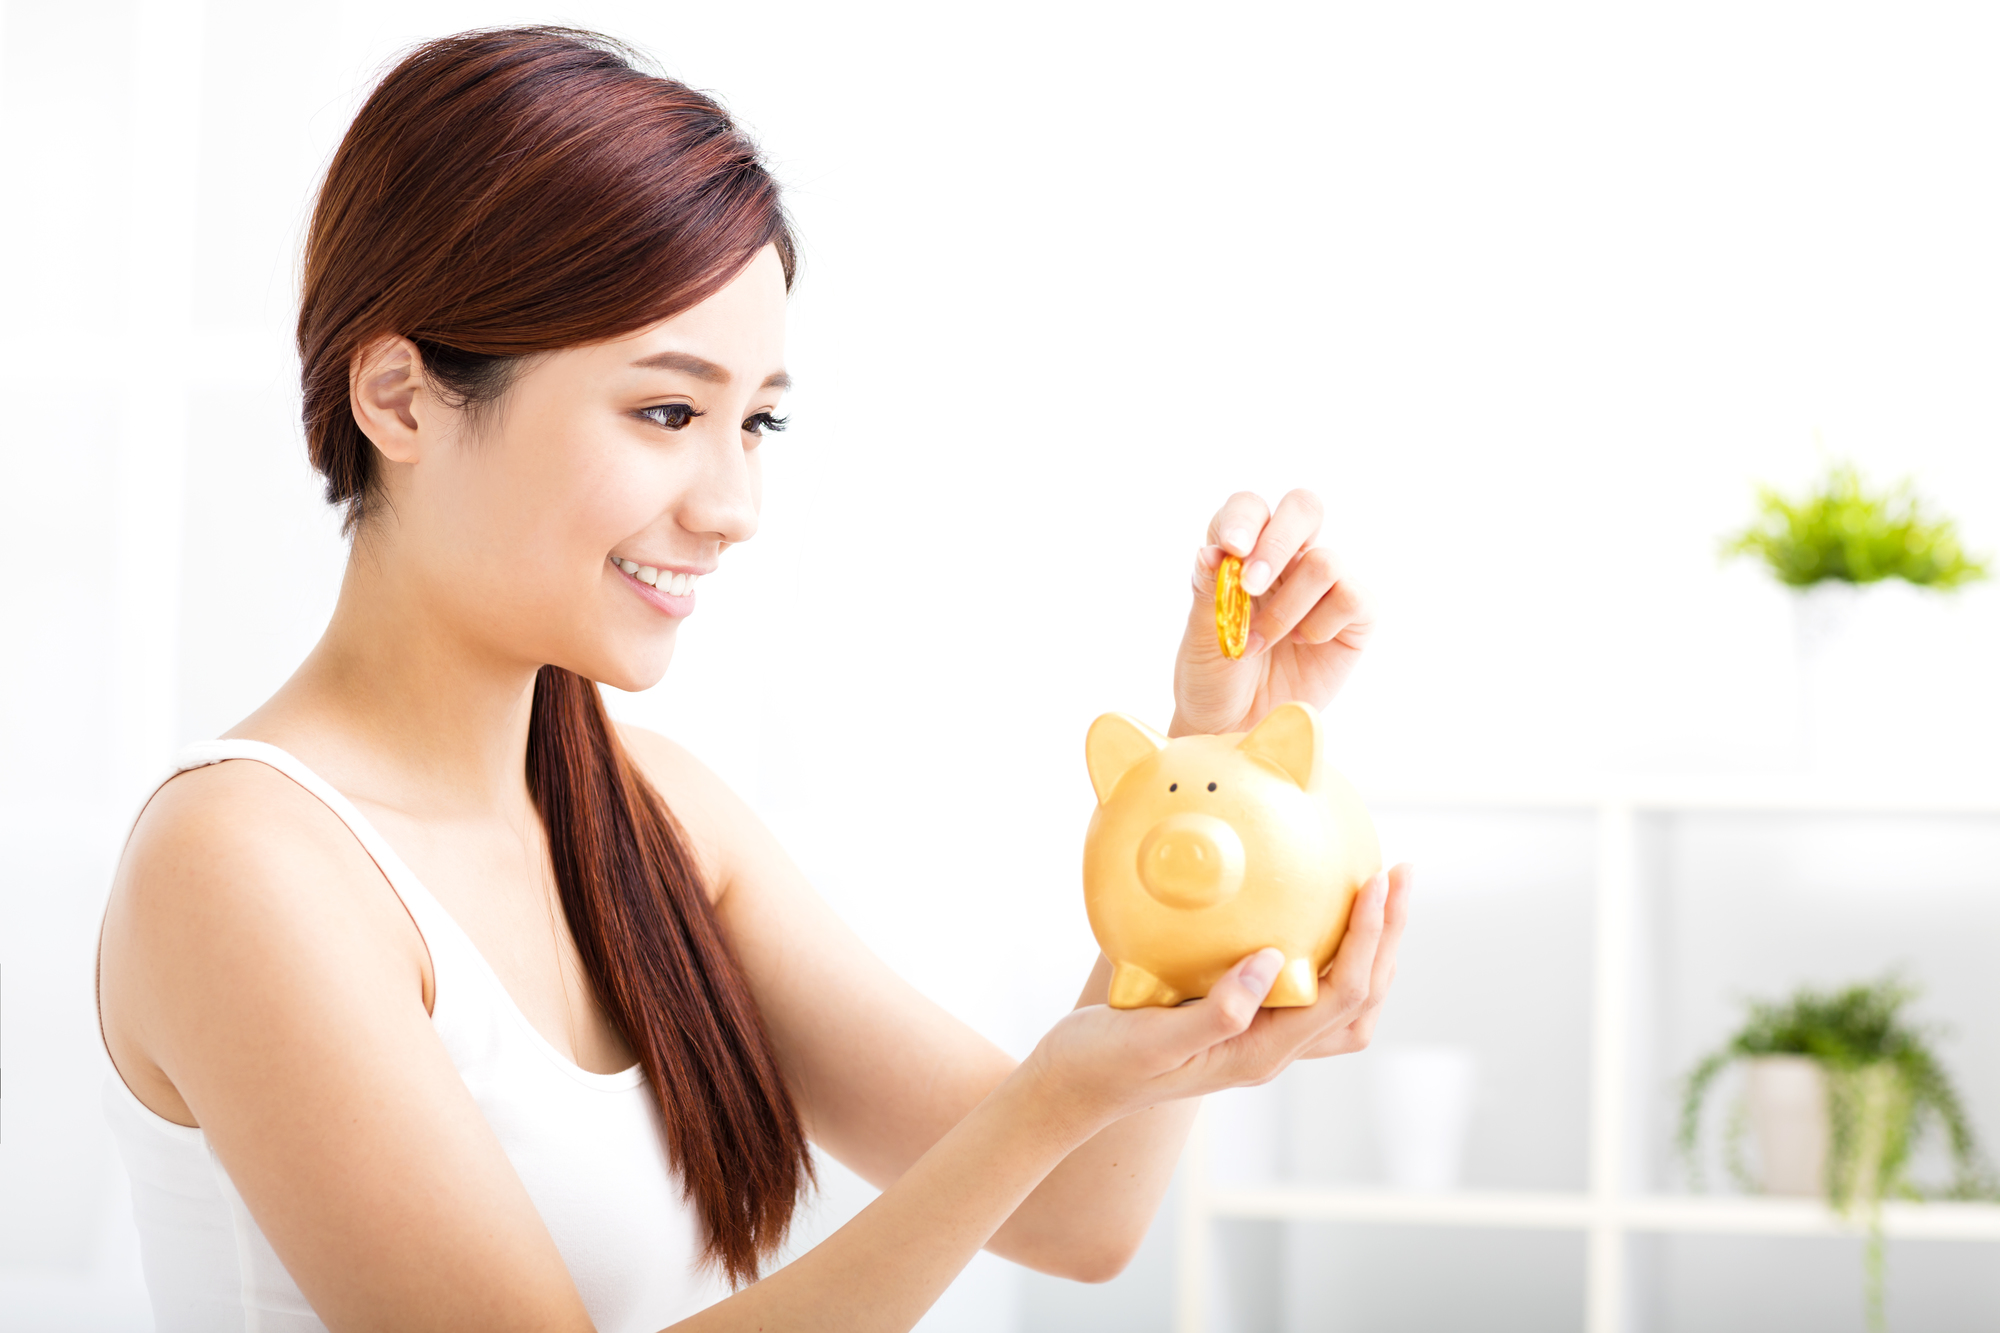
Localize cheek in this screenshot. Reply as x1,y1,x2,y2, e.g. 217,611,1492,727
454,420,650,573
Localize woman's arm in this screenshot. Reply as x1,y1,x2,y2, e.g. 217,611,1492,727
683,928,1337,1331
624,728,1411,1282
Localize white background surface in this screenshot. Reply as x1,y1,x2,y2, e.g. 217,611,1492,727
4,2,1999,1329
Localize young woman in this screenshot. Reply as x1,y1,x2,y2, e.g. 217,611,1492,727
95,26,1412,1333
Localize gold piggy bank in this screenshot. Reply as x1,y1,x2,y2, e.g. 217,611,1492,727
1083,701,1381,1009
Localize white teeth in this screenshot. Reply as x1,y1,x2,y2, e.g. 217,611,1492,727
612,559,702,595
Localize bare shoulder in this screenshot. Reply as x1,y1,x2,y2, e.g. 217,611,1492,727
123,757,359,875
614,721,715,795
101,758,431,1118
615,723,765,902
112,757,418,944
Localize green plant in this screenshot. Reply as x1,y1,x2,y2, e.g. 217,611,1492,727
1679,977,1999,1331
1722,462,1989,589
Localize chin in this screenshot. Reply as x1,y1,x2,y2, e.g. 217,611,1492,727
580,633,680,694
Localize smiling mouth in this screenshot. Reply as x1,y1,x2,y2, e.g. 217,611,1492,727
610,557,702,597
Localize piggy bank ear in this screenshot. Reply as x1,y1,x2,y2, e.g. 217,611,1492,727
1238,701,1321,789
1085,713,1168,804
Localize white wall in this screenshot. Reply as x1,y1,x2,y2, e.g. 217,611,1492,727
5,2,2000,1330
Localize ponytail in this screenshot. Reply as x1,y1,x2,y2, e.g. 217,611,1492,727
527,666,810,1283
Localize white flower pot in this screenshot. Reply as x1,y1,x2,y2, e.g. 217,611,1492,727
1792,580,1864,663
1745,1055,1830,1196
1791,581,1865,771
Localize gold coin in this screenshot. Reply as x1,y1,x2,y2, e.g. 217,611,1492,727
1215,554,1251,659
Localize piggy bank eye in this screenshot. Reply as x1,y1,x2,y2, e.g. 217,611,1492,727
1207,782,1218,792
1168,783,1178,792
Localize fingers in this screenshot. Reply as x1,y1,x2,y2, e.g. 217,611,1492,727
1293,864,1414,1060
1189,544,1224,599
1162,867,1417,1086
1296,1007,1384,1060
1194,490,1361,659
1319,872,1390,1017
1206,492,1272,560
1247,546,1349,649
1202,948,1282,1040
1132,948,1281,1072
1239,489,1324,598
1367,864,1414,1003
1281,562,1373,651
1207,874,1391,1079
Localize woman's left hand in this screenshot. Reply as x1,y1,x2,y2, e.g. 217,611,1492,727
1171,489,1375,736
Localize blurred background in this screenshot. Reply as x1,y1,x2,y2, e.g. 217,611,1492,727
4,2,1999,1330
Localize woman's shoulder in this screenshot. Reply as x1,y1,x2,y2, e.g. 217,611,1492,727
615,723,766,902
119,755,379,903
106,754,431,1014
614,722,711,791
101,754,434,1125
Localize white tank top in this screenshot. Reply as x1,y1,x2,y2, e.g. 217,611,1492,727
100,739,731,1332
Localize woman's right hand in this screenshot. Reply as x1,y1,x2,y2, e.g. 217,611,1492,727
1023,864,1413,1128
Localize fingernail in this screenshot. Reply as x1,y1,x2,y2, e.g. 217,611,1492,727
1242,560,1273,595
1240,950,1282,996
1245,630,1267,656
1222,528,1255,557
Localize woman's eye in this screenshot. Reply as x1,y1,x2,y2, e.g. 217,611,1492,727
743,411,789,436
640,402,702,431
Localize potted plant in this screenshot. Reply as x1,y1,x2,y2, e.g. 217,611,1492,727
1721,462,1988,764
1721,460,1988,594
1678,977,1998,1331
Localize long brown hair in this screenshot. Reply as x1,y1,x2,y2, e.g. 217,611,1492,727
297,27,809,1284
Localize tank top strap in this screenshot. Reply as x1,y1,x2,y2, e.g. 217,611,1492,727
169,739,460,952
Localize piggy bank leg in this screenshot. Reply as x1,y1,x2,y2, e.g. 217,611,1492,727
1108,961,1182,1009
1263,957,1319,1008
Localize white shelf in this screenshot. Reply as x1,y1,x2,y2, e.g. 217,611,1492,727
1172,792,2000,1333
1204,1186,2000,1241
1360,779,2000,815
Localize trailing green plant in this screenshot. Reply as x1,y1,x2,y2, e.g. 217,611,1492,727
1678,976,1999,1331
1722,461,1989,589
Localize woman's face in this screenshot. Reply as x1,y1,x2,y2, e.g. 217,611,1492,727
365,244,790,691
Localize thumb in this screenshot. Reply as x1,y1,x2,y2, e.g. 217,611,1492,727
1183,546,1233,660
1190,544,1224,602
1181,948,1282,1053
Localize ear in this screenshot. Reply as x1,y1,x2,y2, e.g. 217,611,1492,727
1238,701,1321,790
1085,713,1168,804
348,334,426,463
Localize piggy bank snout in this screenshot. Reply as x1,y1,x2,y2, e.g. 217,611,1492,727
1136,813,1246,909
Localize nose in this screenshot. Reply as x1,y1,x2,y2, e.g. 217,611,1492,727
679,430,761,548
1136,813,1245,909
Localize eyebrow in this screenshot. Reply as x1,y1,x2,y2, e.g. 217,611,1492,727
630,350,791,391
